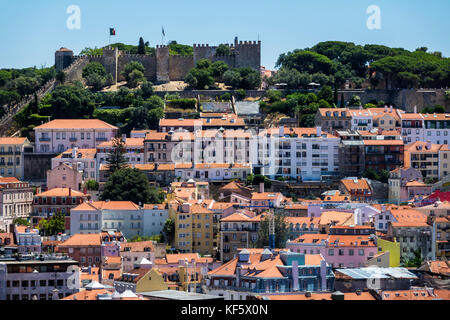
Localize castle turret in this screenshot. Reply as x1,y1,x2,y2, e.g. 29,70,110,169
55,47,74,71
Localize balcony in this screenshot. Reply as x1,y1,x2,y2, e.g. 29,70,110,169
96,137,108,142
69,137,77,142
39,137,51,142
0,151,14,155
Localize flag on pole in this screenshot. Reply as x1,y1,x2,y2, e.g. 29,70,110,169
110,28,116,36
162,26,165,37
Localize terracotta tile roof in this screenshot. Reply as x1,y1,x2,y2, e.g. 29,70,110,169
284,203,308,210
340,178,371,193
285,217,320,225
208,258,238,276
72,201,140,211
58,234,101,247
380,288,449,300
426,261,450,275
0,233,16,246
405,141,443,153
55,148,97,159
318,108,349,117
327,234,376,247
358,130,401,136
36,187,86,197
211,202,237,210
405,180,428,187
221,212,255,222
262,127,337,138
116,268,150,283
391,209,428,223
421,113,450,121
194,163,230,169
97,138,144,148
121,241,154,252
0,177,20,183
174,163,193,169
34,119,117,130
363,140,404,146
323,191,351,202
156,163,175,171
165,253,213,264
62,289,113,300
143,203,167,210
0,137,28,145
400,113,424,120
293,233,328,244
251,192,283,201
319,211,354,226
369,108,402,121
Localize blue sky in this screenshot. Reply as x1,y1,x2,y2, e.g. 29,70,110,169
0,0,449,69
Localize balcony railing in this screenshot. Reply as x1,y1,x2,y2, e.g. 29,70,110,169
39,137,51,142
69,137,77,142
96,137,108,142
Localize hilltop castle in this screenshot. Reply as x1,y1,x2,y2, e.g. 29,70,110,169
55,37,261,84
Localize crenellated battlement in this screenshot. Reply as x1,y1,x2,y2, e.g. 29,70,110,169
55,36,260,84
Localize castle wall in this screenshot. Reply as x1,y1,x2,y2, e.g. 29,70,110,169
118,54,157,82
193,44,216,65
168,55,194,81
156,46,170,83
234,41,261,70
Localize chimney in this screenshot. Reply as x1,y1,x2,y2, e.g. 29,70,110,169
72,147,78,159
279,126,284,137
426,141,432,150
69,187,72,197
414,105,417,114
390,105,393,113
384,105,388,112
316,126,322,137
260,182,264,193
320,260,328,291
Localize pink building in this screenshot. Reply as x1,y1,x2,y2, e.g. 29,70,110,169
286,226,378,268
34,119,118,153
46,163,83,191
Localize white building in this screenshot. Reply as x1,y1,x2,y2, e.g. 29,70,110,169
0,177,33,233
349,108,374,131
174,163,252,182
52,148,97,181
96,137,145,168
34,119,118,153
70,201,143,238
142,204,168,237
400,111,450,145
257,127,340,182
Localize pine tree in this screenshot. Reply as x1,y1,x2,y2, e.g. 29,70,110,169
106,137,128,173
138,37,146,55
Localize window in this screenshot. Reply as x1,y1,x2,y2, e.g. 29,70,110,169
328,249,334,256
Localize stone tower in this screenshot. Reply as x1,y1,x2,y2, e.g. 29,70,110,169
55,47,74,71
156,45,170,83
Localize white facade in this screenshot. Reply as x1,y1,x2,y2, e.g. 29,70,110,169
52,148,97,181
142,206,168,237
258,127,340,182
0,181,33,233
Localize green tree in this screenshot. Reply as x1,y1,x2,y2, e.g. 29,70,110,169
162,218,175,246
402,249,423,268
13,218,30,226
317,85,334,105
223,70,241,89
85,179,99,191
38,210,66,236
256,213,290,248
122,61,146,83
210,61,229,80
106,137,128,174
100,168,164,205
82,62,106,78
349,95,361,106
215,44,231,56
85,73,106,91
127,69,146,88
137,37,146,55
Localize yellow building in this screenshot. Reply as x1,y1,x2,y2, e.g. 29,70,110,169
115,268,168,293
405,141,449,180
171,201,214,256
377,238,401,267
0,137,32,179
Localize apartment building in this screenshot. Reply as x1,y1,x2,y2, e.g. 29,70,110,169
0,177,33,233
32,188,90,232
205,249,334,300
370,106,402,130
144,130,194,164
404,141,450,180
388,167,431,204
220,211,261,262
0,256,80,300
97,137,145,167
0,137,32,179
339,178,373,202
422,113,450,145
142,203,169,237
170,201,214,255
34,119,118,153
70,201,143,238
258,127,340,182
348,108,374,131
121,241,155,272
159,115,246,132
363,139,404,172
287,226,378,268
56,233,102,267
315,108,352,132
400,112,425,144
13,225,41,254
52,147,97,181
175,163,252,182
336,130,366,177
46,163,83,191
